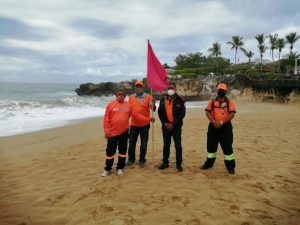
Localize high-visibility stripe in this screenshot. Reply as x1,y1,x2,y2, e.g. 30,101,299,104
207,152,217,158
224,154,235,161
119,154,126,158
106,155,115,160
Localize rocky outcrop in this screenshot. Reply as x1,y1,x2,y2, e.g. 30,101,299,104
75,77,242,101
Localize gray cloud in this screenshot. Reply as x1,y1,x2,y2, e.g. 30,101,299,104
0,0,299,83
70,18,126,39
0,17,47,41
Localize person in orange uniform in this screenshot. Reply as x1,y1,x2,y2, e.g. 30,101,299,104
200,82,237,174
158,82,186,172
126,81,155,168
101,88,131,177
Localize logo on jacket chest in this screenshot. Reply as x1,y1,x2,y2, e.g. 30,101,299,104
137,98,145,103
112,106,129,112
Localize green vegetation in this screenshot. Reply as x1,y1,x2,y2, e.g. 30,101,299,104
168,32,299,78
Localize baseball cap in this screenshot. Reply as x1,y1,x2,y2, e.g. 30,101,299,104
217,83,227,91
135,81,144,87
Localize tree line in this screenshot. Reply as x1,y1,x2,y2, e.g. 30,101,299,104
168,32,300,78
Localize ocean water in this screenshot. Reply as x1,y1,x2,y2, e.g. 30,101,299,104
0,82,207,137
0,82,113,137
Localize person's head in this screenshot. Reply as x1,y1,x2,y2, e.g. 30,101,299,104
134,81,144,95
216,82,228,98
115,88,126,103
167,82,176,96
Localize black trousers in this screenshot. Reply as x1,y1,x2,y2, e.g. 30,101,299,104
104,130,128,171
205,122,236,170
162,126,182,166
128,124,150,163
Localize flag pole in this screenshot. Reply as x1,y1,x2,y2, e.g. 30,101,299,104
150,88,154,165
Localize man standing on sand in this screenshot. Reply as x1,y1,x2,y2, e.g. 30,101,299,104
200,82,237,175
102,87,154,177
101,88,131,177
126,81,156,168
158,82,186,172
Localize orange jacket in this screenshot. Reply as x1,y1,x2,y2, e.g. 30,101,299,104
205,97,236,121
129,93,155,127
103,100,131,137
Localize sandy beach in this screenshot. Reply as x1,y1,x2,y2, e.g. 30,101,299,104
0,100,300,225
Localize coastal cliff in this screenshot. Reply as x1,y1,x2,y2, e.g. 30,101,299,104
75,75,300,102
75,77,227,101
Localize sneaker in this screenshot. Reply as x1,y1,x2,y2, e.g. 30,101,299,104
101,170,109,177
139,162,145,168
117,169,124,175
200,164,211,170
177,165,183,172
126,160,134,166
158,163,169,170
228,169,235,175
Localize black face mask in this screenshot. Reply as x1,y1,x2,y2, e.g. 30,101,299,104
218,91,226,98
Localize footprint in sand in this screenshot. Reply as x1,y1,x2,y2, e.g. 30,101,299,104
171,195,190,207
229,204,240,214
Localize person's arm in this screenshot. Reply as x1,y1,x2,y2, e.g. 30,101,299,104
205,99,220,128
158,98,166,124
205,111,215,122
149,96,156,112
172,98,186,128
103,103,112,138
131,112,154,123
221,112,235,124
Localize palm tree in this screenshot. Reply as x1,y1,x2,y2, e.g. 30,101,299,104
268,33,278,63
284,51,300,74
241,49,255,63
255,34,268,74
208,42,221,73
285,32,300,54
276,38,285,74
227,35,244,74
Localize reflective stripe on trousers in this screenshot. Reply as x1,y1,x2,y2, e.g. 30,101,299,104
224,154,235,161
207,152,217,158
106,155,115,160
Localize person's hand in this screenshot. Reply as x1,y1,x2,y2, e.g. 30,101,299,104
105,134,111,139
165,123,173,131
212,120,222,129
150,100,156,111
150,117,155,123
212,120,219,129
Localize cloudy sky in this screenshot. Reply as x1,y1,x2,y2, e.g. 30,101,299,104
1,0,300,84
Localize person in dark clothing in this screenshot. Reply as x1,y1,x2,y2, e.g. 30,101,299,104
158,82,186,172
200,82,237,175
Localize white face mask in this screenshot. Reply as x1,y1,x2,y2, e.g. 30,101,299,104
167,89,175,96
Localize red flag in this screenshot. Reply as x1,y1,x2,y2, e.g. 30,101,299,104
147,40,168,92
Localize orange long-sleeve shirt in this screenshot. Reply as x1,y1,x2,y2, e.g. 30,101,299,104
129,93,154,127
205,98,236,122
103,100,131,137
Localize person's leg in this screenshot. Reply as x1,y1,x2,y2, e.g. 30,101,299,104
160,126,171,168
117,130,129,170
220,123,236,173
104,136,118,171
127,126,139,164
201,123,219,169
139,124,150,164
172,127,183,170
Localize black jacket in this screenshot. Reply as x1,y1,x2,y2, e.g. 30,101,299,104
158,93,186,128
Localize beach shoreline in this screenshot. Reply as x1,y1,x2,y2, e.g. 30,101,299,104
1,100,300,225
